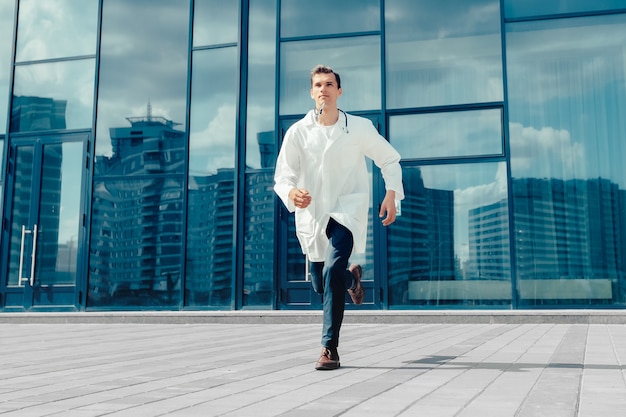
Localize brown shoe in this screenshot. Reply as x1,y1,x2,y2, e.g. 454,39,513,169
315,347,340,370
348,264,364,305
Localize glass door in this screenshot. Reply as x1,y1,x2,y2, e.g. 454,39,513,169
2,133,87,310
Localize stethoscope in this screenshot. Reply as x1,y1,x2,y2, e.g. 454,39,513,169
314,106,349,134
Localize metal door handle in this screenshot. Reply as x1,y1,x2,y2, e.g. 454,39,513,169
18,226,28,286
30,224,38,286
17,224,37,287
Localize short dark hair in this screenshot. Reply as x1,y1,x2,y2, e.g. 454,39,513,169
310,64,341,89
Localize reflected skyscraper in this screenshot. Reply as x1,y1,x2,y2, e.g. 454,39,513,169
388,166,455,304
89,109,185,306
468,200,510,281
186,169,235,306
11,95,67,132
242,131,276,305
467,177,626,303
511,177,626,303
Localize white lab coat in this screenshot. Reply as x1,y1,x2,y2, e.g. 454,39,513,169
274,110,404,262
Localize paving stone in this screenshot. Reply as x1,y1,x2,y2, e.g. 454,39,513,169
0,316,623,416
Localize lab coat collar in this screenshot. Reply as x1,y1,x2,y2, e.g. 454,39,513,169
304,110,347,144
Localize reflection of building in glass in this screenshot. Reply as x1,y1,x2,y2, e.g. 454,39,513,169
243,168,274,305
38,144,64,281
512,178,626,282
8,146,64,285
11,95,67,132
467,200,510,281
466,177,626,303
388,167,455,303
7,101,69,285
89,111,185,306
242,130,276,305
186,169,235,306
95,105,185,176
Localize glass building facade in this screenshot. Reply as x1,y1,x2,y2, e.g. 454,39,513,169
1,0,626,312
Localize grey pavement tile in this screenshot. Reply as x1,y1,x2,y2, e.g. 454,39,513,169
0,321,625,416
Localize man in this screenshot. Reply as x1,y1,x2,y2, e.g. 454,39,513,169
274,65,404,370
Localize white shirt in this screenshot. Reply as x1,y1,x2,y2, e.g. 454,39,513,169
274,110,404,262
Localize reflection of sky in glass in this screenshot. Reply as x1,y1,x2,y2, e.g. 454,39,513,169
280,0,380,38
246,0,277,169
504,0,626,19
59,141,84,244
385,0,502,108
390,109,502,160
96,0,190,157
193,0,238,47
13,59,96,130
0,0,15,133
16,0,98,62
420,162,507,263
189,47,238,176
280,36,381,115
507,14,626,187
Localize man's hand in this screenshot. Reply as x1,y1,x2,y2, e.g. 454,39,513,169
289,188,311,209
379,190,397,226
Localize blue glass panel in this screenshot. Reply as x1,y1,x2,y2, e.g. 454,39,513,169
0,136,3,198
88,178,184,307
15,0,98,62
390,109,502,160
36,142,83,286
280,36,381,115
247,0,277,170
186,47,238,308
388,162,511,307
193,0,238,46
95,0,189,174
385,0,503,108
281,0,380,38
11,59,95,132
504,0,626,19
185,168,235,308
0,0,15,133
243,171,274,307
0,0,8,216
243,0,277,308
507,14,626,306
188,48,237,176
6,145,34,287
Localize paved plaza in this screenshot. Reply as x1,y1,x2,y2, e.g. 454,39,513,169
0,312,625,416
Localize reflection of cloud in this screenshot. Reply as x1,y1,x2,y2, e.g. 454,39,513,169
452,162,507,264
245,104,275,169
13,59,95,131
393,109,501,159
509,122,585,179
0,1,14,131
385,0,499,38
17,0,98,61
384,0,503,107
454,163,507,209
189,105,236,175
95,0,190,157
507,14,626,106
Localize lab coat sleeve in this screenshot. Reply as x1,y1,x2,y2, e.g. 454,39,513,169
361,120,405,201
274,130,299,212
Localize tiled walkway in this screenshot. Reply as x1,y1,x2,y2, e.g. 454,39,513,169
0,316,625,416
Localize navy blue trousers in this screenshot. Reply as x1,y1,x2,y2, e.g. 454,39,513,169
309,218,355,349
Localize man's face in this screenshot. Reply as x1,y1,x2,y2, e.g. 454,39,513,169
310,72,342,108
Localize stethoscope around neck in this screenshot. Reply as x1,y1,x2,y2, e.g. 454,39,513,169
314,107,349,134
